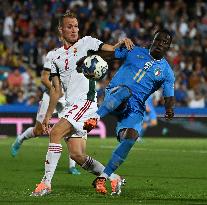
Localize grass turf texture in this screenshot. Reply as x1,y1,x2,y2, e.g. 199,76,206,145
0,137,207,205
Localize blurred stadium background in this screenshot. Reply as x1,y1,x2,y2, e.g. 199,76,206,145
0,1,207,204
1,0,207,137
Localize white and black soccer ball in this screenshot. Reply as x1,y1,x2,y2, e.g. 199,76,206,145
82,55,108,81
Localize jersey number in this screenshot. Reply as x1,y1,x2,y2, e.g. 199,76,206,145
133,70,146,83
134,61,154,83
67,105,78,114
65,59,69,70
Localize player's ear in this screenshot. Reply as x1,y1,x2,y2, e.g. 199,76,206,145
58,26,63,35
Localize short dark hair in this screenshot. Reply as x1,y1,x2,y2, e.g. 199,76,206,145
154,29,173,43
58,11,77,27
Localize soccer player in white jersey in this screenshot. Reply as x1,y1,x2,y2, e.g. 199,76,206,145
11,47,81,175
30,11,134,196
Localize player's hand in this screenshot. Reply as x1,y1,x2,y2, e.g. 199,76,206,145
165,109,174,120
42,115,52,134
120,38,134,50
76,50,97,73
76,56,87,73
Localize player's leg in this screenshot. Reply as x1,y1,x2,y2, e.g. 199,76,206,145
68,157,81,175
11,121,43,157
97,85,132,118
11,93,49,157
57,98,81,175
67,135,125,194
93,112,142,194
64,136,81,175
31,118,73,196
65,97,125,194
84,85,132,132
67,137,106,174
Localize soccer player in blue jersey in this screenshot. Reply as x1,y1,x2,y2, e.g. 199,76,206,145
84,29,175,194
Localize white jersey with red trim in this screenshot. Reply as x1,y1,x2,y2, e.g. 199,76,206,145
50,36,103,104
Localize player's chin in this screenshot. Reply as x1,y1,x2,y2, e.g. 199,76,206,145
69,36,78,43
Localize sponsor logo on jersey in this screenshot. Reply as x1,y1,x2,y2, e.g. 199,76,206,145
143,61,154,71
137,55,144,59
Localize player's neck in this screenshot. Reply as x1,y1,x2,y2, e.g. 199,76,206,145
149,51,163,61
63,41,75,50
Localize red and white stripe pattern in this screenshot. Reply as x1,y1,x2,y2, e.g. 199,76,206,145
73,100,92,122
48,144,62,154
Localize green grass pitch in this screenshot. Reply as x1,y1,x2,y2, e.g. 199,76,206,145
0,137,207,205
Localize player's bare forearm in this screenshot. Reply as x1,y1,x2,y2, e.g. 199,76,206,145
41,70,52,91
46,76,62,118
113,38,134,50
101,38,134,51
164,96,175,120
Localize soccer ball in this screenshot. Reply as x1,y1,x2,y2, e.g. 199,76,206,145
82,55,108,81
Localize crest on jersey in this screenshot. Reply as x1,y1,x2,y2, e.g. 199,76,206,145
154,68,161,76
73,47,77,56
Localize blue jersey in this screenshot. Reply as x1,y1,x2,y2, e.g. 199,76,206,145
108,46,175,114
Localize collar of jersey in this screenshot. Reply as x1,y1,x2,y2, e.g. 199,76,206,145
148,51,164,62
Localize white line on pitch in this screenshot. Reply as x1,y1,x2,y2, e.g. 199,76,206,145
100,145,207,154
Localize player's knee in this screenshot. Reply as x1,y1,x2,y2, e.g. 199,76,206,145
33,122,44,136
50,128,62,142
124,128,139,140
70,152,86,165
33,128,43,136
118,128,139,141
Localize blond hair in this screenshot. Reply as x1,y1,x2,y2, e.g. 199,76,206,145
58,11,77,27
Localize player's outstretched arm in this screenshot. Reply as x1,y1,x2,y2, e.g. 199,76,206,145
76,38,134,73
164,96,175,120
101,38,134,51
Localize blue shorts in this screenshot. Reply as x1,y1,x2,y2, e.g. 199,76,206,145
104,86,144,136
115,110,144,136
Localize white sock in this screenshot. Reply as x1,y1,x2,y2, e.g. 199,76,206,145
81,156,105,176
69,157,76,168
41,143,62,187
99,172,109,179
109,173,120,181
18,127,35,143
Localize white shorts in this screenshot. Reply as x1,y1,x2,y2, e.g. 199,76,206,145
36,92,65,123
61,99,99,138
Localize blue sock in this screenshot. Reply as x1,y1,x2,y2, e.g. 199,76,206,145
104,138,136,176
